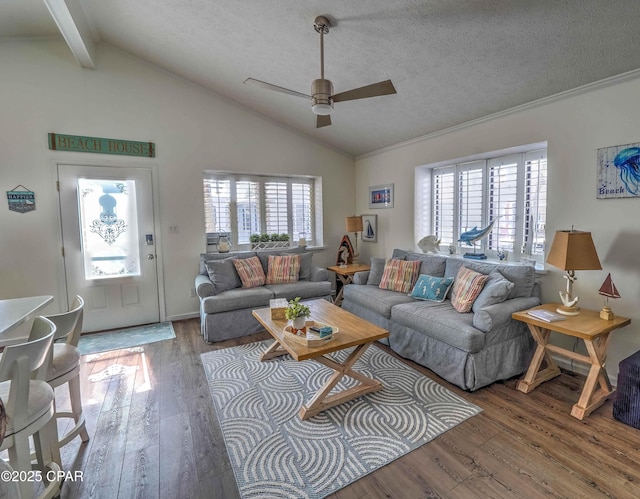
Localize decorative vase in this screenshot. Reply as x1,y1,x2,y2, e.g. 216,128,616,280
292,316,306,330
218,236,231,253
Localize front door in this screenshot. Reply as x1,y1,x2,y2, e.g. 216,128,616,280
58,164,160,332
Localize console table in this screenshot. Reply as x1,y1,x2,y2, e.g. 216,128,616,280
327,264,370,306
513,303,630,420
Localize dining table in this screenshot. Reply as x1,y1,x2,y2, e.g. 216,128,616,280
0,295,54,445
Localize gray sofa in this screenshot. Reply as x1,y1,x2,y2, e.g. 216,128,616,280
342,249,541,391
195,248,332,343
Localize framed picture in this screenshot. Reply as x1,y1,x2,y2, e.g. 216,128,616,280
597,141,640,198
369,183,394,209
361,214,377,242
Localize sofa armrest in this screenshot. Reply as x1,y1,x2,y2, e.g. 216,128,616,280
352,271,370,285
473,296,541,333
195,274,215,298
310,266,328,282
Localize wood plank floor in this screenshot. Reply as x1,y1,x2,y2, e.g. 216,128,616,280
53,318,640,498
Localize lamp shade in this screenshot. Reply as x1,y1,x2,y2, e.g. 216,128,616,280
546,230,602,271
346,216,363,233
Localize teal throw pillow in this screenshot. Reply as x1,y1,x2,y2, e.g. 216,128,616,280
409,274,455,302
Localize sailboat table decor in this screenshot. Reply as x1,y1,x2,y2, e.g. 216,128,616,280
599,273,621,320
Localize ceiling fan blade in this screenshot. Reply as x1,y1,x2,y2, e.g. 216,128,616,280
332,79,396,103
316,114,331,128
243,78,310,100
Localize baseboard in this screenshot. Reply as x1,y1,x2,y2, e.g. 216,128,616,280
166,311,199,322
551,353,617,388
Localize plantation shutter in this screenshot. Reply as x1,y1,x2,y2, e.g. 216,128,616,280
457,163,484,246
523,150,547,255
264,181,289,235
235,180,260,244
292,182,313,244
432,168,455,245
487,155,519,252
203,176,231,234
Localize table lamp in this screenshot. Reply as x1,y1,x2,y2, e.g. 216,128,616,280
546,229,602,316
345,215,363,264
598,273,620,320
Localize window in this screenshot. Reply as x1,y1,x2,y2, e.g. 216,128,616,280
416,146,547,261
203,172,319,248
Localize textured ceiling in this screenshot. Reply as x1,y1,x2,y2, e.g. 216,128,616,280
3,0,640,156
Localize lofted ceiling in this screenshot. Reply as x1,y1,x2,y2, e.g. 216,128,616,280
3,0,640,157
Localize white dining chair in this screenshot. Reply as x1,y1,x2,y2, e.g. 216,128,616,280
0,316,61,499
42,296,89,448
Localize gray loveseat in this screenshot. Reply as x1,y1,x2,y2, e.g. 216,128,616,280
342,249,541,391
195,248,332,342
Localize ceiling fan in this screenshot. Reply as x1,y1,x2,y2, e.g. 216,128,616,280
244,15,397,128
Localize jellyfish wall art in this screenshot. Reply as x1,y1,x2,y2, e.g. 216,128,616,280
597,142,640,199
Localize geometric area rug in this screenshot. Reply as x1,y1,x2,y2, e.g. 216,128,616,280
201,340,482,499
77,321,175,355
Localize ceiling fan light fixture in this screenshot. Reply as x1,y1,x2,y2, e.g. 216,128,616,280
312,103,333,115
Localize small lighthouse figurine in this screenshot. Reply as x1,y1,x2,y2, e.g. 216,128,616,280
598,273,620,320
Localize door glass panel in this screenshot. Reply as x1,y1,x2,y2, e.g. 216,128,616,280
77,178,141,280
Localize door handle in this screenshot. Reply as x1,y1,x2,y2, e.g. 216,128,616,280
147,254,155,260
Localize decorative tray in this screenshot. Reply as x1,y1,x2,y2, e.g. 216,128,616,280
283,320,339,347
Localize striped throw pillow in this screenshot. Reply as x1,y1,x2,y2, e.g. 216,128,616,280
450,267,489,313
378,259,421,294
233,256,266,288
266,254,301,284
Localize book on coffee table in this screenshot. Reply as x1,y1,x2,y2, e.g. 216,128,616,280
283,321,339,346
527,309,566,322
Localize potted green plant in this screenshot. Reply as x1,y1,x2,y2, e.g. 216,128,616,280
285,297,310,330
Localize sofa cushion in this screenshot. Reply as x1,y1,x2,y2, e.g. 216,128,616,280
391,301,486,353
343,284,416,319
379,259,421,294
404,253,448,277
266,254,300,284
205,257,241,294
296,252,313,280
472,269,515,312
444,257,536,299
451,267,489,313
265,281,332,300
366,257,387,286
200,251,256,275
233,256,266,288
409,274,454,302
201,286,274,314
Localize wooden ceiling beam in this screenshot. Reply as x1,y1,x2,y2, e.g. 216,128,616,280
43,0,96,69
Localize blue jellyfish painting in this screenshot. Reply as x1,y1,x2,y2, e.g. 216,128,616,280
613,147,640,195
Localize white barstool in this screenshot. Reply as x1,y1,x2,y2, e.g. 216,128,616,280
0,317,61,499
43,296,89,448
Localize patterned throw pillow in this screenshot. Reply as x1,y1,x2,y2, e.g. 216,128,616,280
233,256,266,288
266,254,301,284
409,274,455,302
450,267,489,313
378,259,421,294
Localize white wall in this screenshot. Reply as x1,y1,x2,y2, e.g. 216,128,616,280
0,40,354,320
355,75,640,379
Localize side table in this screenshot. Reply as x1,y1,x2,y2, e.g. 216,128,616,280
327,264,370,306
512,303,630,420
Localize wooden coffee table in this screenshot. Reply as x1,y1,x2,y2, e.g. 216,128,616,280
252,299,389,420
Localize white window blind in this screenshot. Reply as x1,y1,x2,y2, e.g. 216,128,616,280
203,173,317,248
425,145,547,261
433,169,455,245
523,150,547,255
488,155,519,253
264,181,289,235
236,180,260,244
458,164,484,236
203,178,231,234
292,182,313,240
